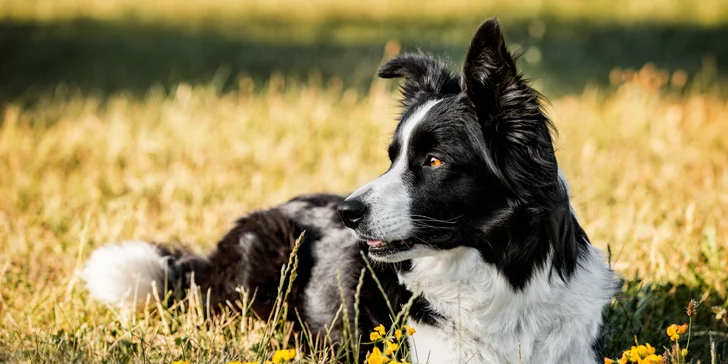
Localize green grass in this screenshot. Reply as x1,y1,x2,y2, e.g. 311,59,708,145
1,0,728,363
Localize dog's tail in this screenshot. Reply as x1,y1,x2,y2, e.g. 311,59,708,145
81,240,207,310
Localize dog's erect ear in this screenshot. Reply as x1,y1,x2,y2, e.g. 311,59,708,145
378,53,460,105
461,17,518,121
462,18,558,201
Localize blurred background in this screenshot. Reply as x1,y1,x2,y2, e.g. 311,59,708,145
1,0,727,99
1,0,727,362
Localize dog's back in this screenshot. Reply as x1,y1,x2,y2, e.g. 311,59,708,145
82,193,404,352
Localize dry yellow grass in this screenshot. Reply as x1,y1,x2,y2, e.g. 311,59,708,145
1,66,727,361
2,0,728,361
3,0,727,25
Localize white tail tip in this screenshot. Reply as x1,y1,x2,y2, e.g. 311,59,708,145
81,241,166,309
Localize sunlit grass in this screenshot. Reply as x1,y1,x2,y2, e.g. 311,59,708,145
1,64,727,361
1,0,728,362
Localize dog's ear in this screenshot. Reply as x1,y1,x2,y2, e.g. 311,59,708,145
462,18,558,201
378,53,460,106
461,17,519,121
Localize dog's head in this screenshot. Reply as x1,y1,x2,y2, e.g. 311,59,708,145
338,18,564,268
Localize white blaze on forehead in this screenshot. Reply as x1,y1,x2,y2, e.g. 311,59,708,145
351,98,442,197
396,99,443,162
347,99,442,241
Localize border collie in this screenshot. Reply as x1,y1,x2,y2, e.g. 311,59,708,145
82,18,615,363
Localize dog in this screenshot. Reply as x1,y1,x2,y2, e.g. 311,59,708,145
82,18,615,363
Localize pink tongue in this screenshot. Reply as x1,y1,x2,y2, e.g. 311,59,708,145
367,240,385,247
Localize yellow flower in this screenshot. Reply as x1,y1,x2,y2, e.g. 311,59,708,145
641,354,662,364
172,361,190,364
394,329,403,341
666,324,678,340
681,348,688,357
616,341,662,364
385,342,399,356
404,325,416,336
366,347,389,364
645,343,655,355
678,323,688,334
370,324,387,341
604,358,614,364
626,347,640,362
632,343,656,358
271,349,296,363
617,354,628,364
666,323,686,341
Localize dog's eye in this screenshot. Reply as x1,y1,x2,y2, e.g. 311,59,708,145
426,156,444,168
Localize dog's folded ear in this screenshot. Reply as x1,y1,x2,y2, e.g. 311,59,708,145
462,18,559,202
378,53,460,106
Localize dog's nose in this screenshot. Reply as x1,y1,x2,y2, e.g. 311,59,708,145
337,199,368,229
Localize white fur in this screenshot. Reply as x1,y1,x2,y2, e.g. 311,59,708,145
348,99,442,241
401,243,614,364
81,240,166,309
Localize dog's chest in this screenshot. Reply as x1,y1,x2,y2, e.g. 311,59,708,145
405,320,527,364
399,248,537,363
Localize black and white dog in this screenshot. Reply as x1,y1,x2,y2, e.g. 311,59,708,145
83,18,615,363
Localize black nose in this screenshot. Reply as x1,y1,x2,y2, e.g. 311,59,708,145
337,199,368,229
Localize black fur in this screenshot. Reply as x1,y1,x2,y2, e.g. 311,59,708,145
153,194,411,359
367,18,588,289
378,53,460,108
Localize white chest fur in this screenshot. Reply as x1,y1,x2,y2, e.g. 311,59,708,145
399,247,613,364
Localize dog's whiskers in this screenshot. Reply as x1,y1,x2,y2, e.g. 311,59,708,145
409,214,462,224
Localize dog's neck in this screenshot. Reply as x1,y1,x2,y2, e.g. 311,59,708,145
397,241,613,364
465,194,589,290
398,246,560,334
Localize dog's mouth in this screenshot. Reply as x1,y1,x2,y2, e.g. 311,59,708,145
367,240,412,253
364,231,453,258
366,239,412,256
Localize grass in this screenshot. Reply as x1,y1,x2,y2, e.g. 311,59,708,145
2,65,728,363
1,0,728,363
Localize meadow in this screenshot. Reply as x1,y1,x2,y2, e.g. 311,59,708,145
1,0,728,363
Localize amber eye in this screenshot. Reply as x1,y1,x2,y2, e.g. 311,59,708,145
426,156,443,168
